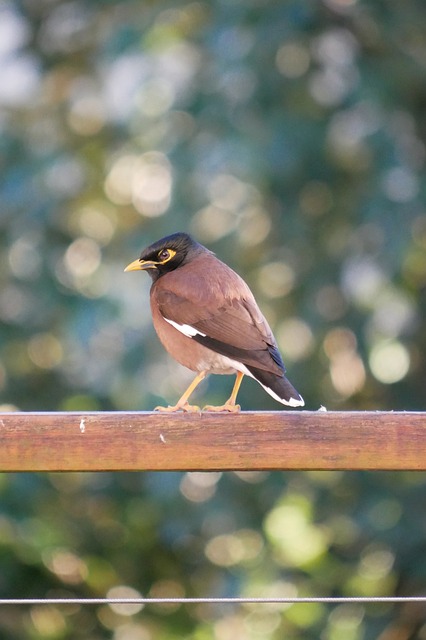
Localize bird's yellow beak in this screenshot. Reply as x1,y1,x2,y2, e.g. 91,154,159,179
124,259,158,272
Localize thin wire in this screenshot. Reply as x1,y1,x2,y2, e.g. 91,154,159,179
0,596,425,605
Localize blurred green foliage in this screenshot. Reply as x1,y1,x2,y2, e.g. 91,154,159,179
1,0,426,637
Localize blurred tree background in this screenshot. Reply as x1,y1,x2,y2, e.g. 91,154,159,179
0,0,426,637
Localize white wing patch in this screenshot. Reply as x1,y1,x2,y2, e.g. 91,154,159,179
164,317,206,338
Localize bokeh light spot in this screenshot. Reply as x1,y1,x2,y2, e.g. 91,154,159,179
205,529,263,567
324,328,365,398
277,317,314,362
382,167,419,203
369,340,410,384
64,237,101,279
132,152,172,217
107,586,144,616
180,472,221,503
359,545,395,580
148,579,185,614
43,548,88,584
342,258,387,307
368,498,402,530
208,173,251,211
326,604,365,637
68,95,106,135
28,333,63,369
104,154,137,205
237,206,271,247
315,285,348,320
105,152,172,217
191,205,237,242
8,236,42,280
30,605,67,638
265,501,328,567
276,42,310,78
74,203,117,245
257,262,295,298
245,609,281,635
138,79,175,117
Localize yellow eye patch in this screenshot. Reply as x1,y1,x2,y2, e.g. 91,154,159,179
157,248,176,263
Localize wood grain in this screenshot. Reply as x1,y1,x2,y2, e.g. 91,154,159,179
0,411,424,472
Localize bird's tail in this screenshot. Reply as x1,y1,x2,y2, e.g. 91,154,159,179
247,366,304,407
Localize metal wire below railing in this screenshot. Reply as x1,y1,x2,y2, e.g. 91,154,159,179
0,596,425,606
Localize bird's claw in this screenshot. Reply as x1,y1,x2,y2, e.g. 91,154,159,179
155,403,200,413
203,404,241,413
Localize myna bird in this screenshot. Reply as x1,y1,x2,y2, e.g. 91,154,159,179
125,232,304,412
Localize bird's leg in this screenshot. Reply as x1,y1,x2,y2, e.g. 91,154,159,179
155,371,207,412
203,371,244,412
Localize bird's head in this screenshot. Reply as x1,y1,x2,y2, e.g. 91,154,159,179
124,232,206,281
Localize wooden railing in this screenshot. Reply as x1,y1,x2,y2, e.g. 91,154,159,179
0,411,424,472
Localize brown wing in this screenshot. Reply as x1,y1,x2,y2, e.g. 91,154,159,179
153,255,285,375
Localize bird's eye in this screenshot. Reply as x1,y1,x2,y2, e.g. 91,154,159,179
158,249,171,261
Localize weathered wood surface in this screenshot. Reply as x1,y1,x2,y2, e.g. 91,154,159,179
0,411,424,472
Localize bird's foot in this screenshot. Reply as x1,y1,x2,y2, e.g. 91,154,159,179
203,403,241,413
155,402,200,413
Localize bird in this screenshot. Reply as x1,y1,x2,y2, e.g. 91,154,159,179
124,232,304,412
